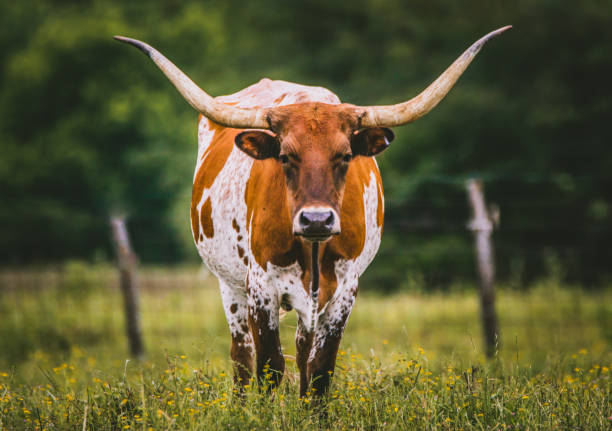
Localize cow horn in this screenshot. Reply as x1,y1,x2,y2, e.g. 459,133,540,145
357,26,512,128
114,36,270,129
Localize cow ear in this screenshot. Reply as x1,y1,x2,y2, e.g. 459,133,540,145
351,127,394,156
235,130,280,160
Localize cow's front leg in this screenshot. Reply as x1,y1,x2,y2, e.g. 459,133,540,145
307,283,357,395
219,281,253,386
247,280,284,388
295,319,313,397
307,328,344,395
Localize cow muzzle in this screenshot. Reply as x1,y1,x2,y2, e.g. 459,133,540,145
293,206,341,241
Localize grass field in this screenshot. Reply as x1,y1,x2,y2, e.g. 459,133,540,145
0,263,610,429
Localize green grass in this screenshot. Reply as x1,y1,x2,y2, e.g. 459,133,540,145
0,263,610,429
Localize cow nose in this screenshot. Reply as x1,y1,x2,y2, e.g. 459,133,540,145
300,210,334,230
294,208,340,240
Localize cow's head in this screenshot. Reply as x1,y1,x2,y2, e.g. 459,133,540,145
114,26,511,241
234,104,394,240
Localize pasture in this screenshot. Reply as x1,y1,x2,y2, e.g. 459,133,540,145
0,264,610,430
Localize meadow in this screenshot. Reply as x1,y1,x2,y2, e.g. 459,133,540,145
0,263,610,430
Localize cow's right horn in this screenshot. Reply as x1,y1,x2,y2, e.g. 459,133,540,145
114,36,270,129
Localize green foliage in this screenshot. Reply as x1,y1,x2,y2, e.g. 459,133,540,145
1,1,611,286
0,267,610,429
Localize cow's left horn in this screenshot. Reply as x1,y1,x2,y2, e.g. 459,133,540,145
356,26,512,128
114,36,270,129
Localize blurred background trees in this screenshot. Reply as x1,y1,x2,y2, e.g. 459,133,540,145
1,0,611,289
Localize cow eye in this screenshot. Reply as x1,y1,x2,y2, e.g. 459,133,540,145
342,154,353,163
279,154,290,164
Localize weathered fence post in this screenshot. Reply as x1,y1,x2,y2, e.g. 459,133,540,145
466,179,499,358
110,216,145,359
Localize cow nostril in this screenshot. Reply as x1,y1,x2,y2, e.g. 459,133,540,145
324,212,334,228
299,211,310,227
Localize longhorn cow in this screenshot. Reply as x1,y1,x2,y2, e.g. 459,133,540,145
115,26,510,396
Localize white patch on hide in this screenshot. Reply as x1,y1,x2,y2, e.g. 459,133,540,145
219,279,253,352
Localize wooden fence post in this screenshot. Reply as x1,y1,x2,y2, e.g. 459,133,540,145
110,216,145,359
466,179,499,358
